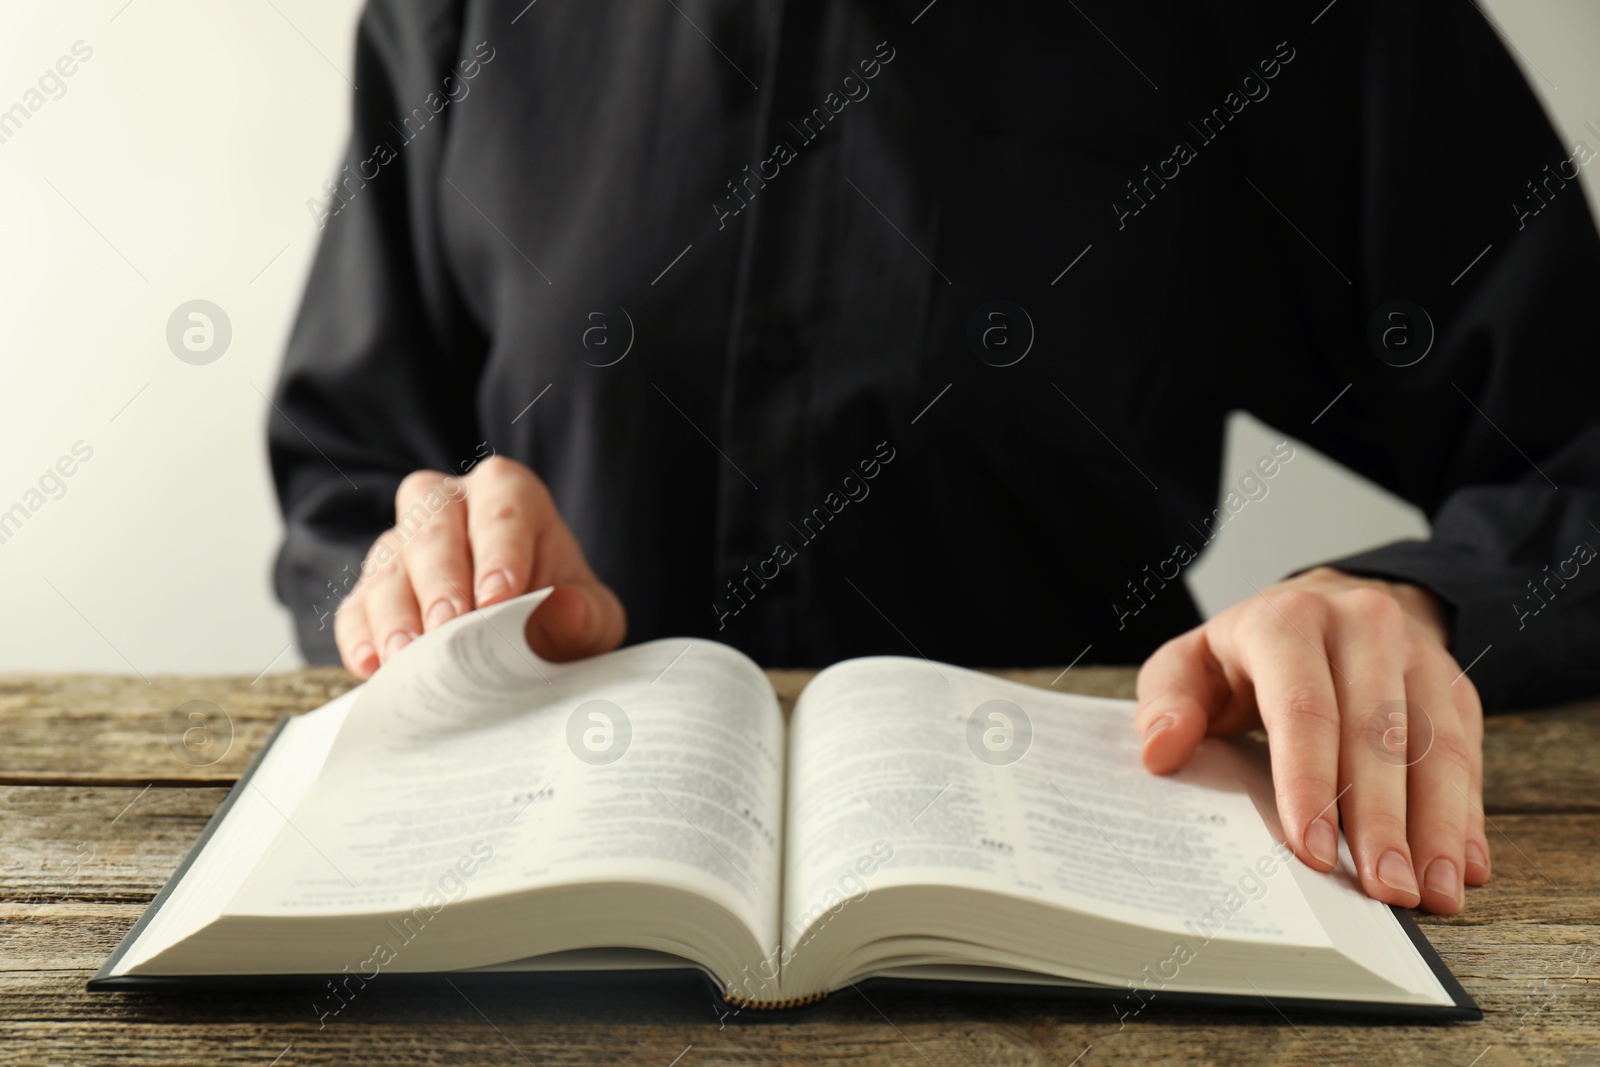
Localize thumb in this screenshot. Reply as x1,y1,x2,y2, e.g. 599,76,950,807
1134,630,1226,774
524,580,627,662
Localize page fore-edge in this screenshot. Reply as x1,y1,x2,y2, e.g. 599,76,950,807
89,716,292,989
753,904,1480,1021
839,904,1478,1022
86,718,1480,1021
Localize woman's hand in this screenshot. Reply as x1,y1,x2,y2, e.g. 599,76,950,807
1135,566,1489,914
333,456,626,677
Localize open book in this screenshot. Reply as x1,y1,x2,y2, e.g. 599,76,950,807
91,589,1476,1019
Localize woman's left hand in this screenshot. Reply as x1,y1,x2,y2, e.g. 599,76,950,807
1134,566,1490,914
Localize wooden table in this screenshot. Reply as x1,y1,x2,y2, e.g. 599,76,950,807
3,667,1598,1066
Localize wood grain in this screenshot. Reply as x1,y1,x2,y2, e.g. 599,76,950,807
0,669,358,786
3,668,1599,1066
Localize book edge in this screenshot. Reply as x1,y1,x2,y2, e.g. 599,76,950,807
1389,903,1482,1019
823,907,1480,1021
83,963,1478,1022
87,716,293,991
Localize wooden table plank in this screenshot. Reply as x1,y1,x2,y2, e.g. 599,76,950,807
0,939,1596,1066
0,670,359,787
0,785,229,905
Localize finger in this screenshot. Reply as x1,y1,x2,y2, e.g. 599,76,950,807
525,504,626,659
394,471,473,631
1402,658,1471,914
458,457,626,661
1333,589,1420,906
1230,589,1345,874
1454,671,1491,885
464,457,541,606
332,588,379,678
524,578,627,662
363,534,423,665
1134,629,1228,774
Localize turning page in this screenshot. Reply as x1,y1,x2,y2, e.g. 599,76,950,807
229,591,785,958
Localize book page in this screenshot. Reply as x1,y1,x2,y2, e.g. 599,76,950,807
783,657,1330,952
227,591,784,953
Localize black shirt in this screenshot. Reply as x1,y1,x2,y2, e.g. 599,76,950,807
270,0,1600,711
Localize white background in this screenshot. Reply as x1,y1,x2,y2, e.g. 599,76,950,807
0,1,1593,676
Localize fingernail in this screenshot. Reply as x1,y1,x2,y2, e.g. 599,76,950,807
1142,714,1175,744
1424,857,1461,902
351,642,376,671
477,570,511,603
425,598,462,630
1305,818,1338,868
1465,839,1490,877
383,631,415,661
1378,849,1420,896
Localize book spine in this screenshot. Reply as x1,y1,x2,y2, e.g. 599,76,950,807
722,990,829,1011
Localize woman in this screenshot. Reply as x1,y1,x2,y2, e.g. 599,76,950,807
270,0,1600,915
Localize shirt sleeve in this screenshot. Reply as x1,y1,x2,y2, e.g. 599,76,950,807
1249,5,1600,711
269,0,483,663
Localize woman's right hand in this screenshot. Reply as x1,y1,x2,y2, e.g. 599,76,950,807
333,456,627,677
